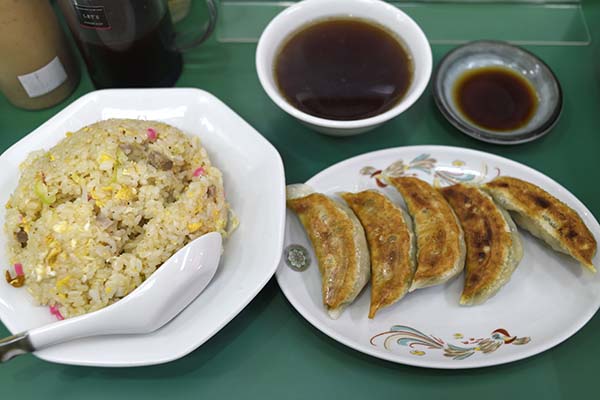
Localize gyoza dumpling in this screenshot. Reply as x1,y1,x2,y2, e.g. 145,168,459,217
286,184,370,319
439,184,523,305
341,190,416,318
483,176,597,273
386,176,466,290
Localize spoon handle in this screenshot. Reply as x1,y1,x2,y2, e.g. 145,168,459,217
0,332,35,362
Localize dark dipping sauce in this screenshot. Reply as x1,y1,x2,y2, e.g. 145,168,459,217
274,19,413,121
453,67,538,131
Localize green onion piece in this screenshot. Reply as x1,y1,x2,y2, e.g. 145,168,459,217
34,179,56,205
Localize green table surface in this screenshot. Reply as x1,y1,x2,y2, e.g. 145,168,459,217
2,1,600,399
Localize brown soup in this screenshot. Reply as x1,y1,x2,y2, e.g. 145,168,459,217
274,18,413,121
453,67,538,131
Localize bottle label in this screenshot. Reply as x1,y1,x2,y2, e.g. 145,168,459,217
73,3,111,30
17,57,68,98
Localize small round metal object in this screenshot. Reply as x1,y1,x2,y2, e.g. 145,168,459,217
284,245,311,271
433,40,562,145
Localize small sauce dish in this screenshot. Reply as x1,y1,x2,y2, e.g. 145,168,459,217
256,0,432,136
433,40,562,145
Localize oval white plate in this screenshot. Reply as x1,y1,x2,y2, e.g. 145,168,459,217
0,88,286,367
276,145,600,369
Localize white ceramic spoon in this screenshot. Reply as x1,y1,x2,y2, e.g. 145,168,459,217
0,232,222,362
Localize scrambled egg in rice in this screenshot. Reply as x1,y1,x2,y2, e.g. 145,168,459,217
4,119,232,318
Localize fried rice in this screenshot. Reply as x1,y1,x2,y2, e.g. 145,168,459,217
4,119,231,318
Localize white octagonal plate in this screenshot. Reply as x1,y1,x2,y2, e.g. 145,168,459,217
277,145,600,369
0,88,285,366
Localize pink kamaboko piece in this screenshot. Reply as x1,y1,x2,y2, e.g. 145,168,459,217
193,167,206,177
14,263,23,276
49,305,64,320
147,128,157,142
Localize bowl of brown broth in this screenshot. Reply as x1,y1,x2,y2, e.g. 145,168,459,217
433,41,562,145
256,0,432,136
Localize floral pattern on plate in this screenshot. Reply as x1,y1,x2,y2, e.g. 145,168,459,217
370,325,530,360
360,153,499,188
